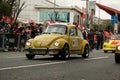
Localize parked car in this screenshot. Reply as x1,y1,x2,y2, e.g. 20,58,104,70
103,34,120,53
114,43,120,63
25,23,90,59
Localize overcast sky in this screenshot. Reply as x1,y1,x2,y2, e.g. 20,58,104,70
50,0,120,19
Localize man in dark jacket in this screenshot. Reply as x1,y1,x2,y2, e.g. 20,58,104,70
82,29,87,40
96,31,101,50
30,23,37,38
88,29,95,52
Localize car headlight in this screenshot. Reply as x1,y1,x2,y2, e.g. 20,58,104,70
26,41,31,46
117,46,120,50
54,41,60,46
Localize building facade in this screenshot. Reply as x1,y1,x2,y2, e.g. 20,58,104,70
19,0,83,26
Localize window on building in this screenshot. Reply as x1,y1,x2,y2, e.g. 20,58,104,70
39,11,70,23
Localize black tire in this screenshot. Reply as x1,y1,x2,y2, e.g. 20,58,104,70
53,54,59,59
82,45,89,58
104,50,108,53
60,44,70,60
112,50,115,53
115,54,120,63
26,54,35,60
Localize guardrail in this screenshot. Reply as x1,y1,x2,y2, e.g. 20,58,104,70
0,33,28,52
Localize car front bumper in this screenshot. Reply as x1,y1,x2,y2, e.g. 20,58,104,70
25,48,61,55
103,47,115,51
103,45,116,51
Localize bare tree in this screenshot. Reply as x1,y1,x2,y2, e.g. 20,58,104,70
12,0,26,27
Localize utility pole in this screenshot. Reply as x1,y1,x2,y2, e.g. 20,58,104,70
81,0,89,28
86,0,89,28
98,0,101,26
114,13,118,34
54,0,56,21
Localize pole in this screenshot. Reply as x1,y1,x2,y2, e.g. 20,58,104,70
54,0,56,21
85,0,89,28
98,0,101,25
114,13,118,34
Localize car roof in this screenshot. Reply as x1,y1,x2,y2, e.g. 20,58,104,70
50,22,76,28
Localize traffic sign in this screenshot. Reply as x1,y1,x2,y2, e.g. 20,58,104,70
111,16,118,24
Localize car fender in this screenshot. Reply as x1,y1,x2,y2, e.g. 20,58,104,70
81,40,90,54
51,38,69,49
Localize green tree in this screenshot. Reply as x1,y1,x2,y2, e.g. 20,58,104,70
91,19,114,32
0,0,26,27
0,1,11,19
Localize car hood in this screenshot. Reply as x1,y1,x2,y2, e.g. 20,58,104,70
110,40,120,45
32,34,66,47
104,40,120,45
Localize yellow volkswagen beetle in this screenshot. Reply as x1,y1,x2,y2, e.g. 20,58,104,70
25,23,90,59
103,35,120,53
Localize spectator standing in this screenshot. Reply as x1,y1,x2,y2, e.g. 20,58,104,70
39,24,43,34
36,24,43,35
29,23,37,38
88,29,95,52
82,28,88,40
100,31,104,49
96,31,101,50
25,26,31,39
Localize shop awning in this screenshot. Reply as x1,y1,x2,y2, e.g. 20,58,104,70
96,3,120,21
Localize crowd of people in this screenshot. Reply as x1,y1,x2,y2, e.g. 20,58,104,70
0,19,43,50
0,18,114,52
0,19,43,37
82,28,113,52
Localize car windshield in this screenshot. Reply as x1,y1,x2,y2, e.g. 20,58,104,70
110,34,120,40
43,25,67,35
114,35,120,39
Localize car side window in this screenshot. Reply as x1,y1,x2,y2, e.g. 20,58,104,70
78,28,83,38
70,28,77,36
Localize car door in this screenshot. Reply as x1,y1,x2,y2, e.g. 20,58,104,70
69,27,79,50
77,28,84,50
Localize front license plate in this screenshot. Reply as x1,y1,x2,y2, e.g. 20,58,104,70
33,51,45,54
39,51,45,54
49,52,54,54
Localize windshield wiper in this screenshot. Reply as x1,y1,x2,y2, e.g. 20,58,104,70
51,32,63,35
42,32,50,34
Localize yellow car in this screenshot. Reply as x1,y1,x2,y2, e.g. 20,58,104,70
103,35,120,53
25,23,90,59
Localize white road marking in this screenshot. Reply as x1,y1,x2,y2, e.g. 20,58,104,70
85,56,109,60
0,56,25,59
7,56,25,58
0,61,66,71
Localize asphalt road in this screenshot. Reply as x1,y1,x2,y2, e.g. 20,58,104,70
0,49,120,80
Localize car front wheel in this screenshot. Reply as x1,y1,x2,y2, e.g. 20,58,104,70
53,54,59,59
82,45,89,58
26,54,35,60
104,50,108,53
60,44,70,60
115,54,120,63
